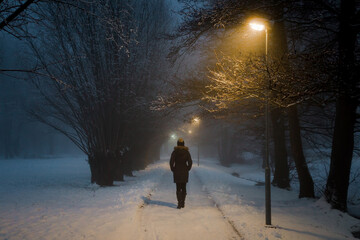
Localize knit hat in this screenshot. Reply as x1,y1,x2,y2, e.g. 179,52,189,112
177,138,185,146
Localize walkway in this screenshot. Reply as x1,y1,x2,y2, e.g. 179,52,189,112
136,169,243,240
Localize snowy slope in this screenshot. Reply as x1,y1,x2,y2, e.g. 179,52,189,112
0,157,359,240
195,159,360,240
0,158,161,240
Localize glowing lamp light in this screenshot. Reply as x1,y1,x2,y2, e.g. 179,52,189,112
193,117,200,124
249,22,265,31
170,134,177,139
188,130,192,134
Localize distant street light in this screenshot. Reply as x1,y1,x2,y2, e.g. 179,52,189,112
249,18,271,226
192,117,200,124
170,133,177,140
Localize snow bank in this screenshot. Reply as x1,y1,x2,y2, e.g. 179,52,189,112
0,157,164,240
194,159,360,240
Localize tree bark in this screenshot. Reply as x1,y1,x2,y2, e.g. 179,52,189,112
325,96,357,211
88,151,114,186
122,150,134,176
271,107,290,189
325,0,358,211
288,105,315,198
113,153,124,181
218,126,235,166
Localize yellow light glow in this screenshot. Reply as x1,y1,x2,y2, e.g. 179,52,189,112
249,22,265,31
193,117,200,124
188,130,192,134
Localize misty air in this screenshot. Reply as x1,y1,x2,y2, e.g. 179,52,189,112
0,0,359,239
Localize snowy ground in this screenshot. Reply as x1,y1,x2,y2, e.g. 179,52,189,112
0,157,359,240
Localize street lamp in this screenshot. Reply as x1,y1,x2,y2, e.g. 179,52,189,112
192,117,200,124
249,18,271,226
249,19,268,59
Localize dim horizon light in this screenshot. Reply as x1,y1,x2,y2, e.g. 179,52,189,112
249,22,265,31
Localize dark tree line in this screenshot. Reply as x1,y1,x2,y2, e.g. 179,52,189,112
0,0,95,38
0,0,174,186
161,0,359,211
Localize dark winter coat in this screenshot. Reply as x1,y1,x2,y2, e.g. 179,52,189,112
169,146,193,183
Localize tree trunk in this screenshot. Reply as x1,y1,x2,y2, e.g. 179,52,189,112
325,96,357,211
113,158,124,181
124,163,134,177
122,151,134,176
218,127,228,166
268,4,290,189
88,150,114,186
324,0,358,212
271,107,290,189
89,155,97,184
288,105,314,198
218,126,234,166
152,143,161,162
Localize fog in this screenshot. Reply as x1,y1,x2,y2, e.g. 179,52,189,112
0,1,358,218
0,33,82,159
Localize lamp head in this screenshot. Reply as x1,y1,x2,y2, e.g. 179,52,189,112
192,117,200,124
249,22,265,31
248,17,270,31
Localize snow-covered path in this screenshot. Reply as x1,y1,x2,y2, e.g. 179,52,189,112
137,169,242,240
0,157,359,240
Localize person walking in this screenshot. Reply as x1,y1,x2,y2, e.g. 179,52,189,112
170,138,193,209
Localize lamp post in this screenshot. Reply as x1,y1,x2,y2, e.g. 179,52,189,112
192,117,201,166
250,19,271,226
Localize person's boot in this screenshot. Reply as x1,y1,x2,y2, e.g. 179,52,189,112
181,192,186,208
176,191,182,209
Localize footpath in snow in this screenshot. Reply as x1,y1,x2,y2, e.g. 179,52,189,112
138,168,242,240
0,157,359,240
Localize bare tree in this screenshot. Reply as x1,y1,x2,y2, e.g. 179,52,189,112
0,0,38,37
322,0,359,211
161,0,348,198
27,0,172,186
